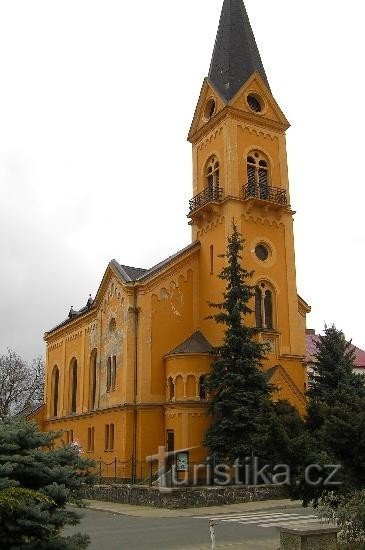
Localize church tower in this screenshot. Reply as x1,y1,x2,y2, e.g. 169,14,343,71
189,0,309,408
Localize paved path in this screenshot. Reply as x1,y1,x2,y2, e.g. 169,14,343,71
65,500,320,549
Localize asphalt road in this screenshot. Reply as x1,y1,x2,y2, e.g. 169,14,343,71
64,505,319,549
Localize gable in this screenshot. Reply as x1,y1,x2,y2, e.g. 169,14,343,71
267,365,306,413
229,72,289,129
188,79,226,141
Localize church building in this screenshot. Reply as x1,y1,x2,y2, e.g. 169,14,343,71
32,0,310,479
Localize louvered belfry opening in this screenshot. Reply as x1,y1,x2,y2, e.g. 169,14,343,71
247,94,262,113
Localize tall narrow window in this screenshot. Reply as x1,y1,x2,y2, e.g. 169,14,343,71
264,290,273,329
168,377,175,401
106,357,111,392
111,356,117,391
104,424,110,451
166,430,175,471
109,424,114,451
255,287,263,328
87,427,95,452
51,366,59,417
255,283,275,330
199,375,208,400
70,360,78,414
104,424,115,451
89,351,97,410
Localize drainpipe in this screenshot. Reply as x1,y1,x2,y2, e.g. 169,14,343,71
131,285,139,483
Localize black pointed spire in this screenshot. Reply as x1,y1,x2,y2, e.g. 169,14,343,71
209,0,270,101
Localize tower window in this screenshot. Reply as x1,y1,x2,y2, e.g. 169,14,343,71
255,283,275,330
255,287,263,328
255,243,270,262
246,151,270,195
206,156,220,196
247,94,263,113
204,98,216,120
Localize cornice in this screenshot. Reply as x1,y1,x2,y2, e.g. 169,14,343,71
189,106,287,145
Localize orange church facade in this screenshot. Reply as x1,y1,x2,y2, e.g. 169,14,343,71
33,0,310,479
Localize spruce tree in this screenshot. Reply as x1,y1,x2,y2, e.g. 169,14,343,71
204,222,273,465
293,326,365,506
0,419,95,549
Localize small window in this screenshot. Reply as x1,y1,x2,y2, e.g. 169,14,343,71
255,287,263,328
106,357,111,392
104,424,109,451
168,377,175,401
109,318,116,333
264,290,273,329
109,424,114,451
247,94,263,113
104,424,115,451
199,375,208,400
255,244,270,262
204,98,216,120
70,360,78,414
87,427,95,452
51,366,59,417
111,356,117,391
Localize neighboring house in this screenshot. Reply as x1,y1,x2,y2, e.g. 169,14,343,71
306,329,365,377
30,0,311,479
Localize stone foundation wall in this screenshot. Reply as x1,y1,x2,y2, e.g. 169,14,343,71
81,484,287,509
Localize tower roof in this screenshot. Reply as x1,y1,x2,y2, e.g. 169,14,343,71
209,0,270,101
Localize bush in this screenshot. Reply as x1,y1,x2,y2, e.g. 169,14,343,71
319,490,365,549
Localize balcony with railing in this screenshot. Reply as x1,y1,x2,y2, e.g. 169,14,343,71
243,183,288,206
188,185,223,215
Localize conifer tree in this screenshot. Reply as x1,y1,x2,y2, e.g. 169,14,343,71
0,419,95,549
204,222,273,465
293,326,365,505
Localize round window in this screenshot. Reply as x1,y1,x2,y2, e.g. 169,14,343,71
204,98,216,120
255,244,270,262
247,94,263,113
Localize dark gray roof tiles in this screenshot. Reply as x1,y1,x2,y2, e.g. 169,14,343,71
167,331,213,356
112,241,199,283
209,0,270,101
46,242,200,335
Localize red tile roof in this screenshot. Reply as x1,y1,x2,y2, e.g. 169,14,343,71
306,333,365,368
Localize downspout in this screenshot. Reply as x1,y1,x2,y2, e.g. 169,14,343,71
131,284,139,483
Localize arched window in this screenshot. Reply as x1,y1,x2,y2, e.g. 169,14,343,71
199,375,208,400
70,359,78,414
255,287,263,328
206,156,220,198
255,283,275,330
51,366,59,417
168,377,175,401
89,350,97,410
246,151,270,197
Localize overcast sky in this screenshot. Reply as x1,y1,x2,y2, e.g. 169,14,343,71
0,0,364,361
